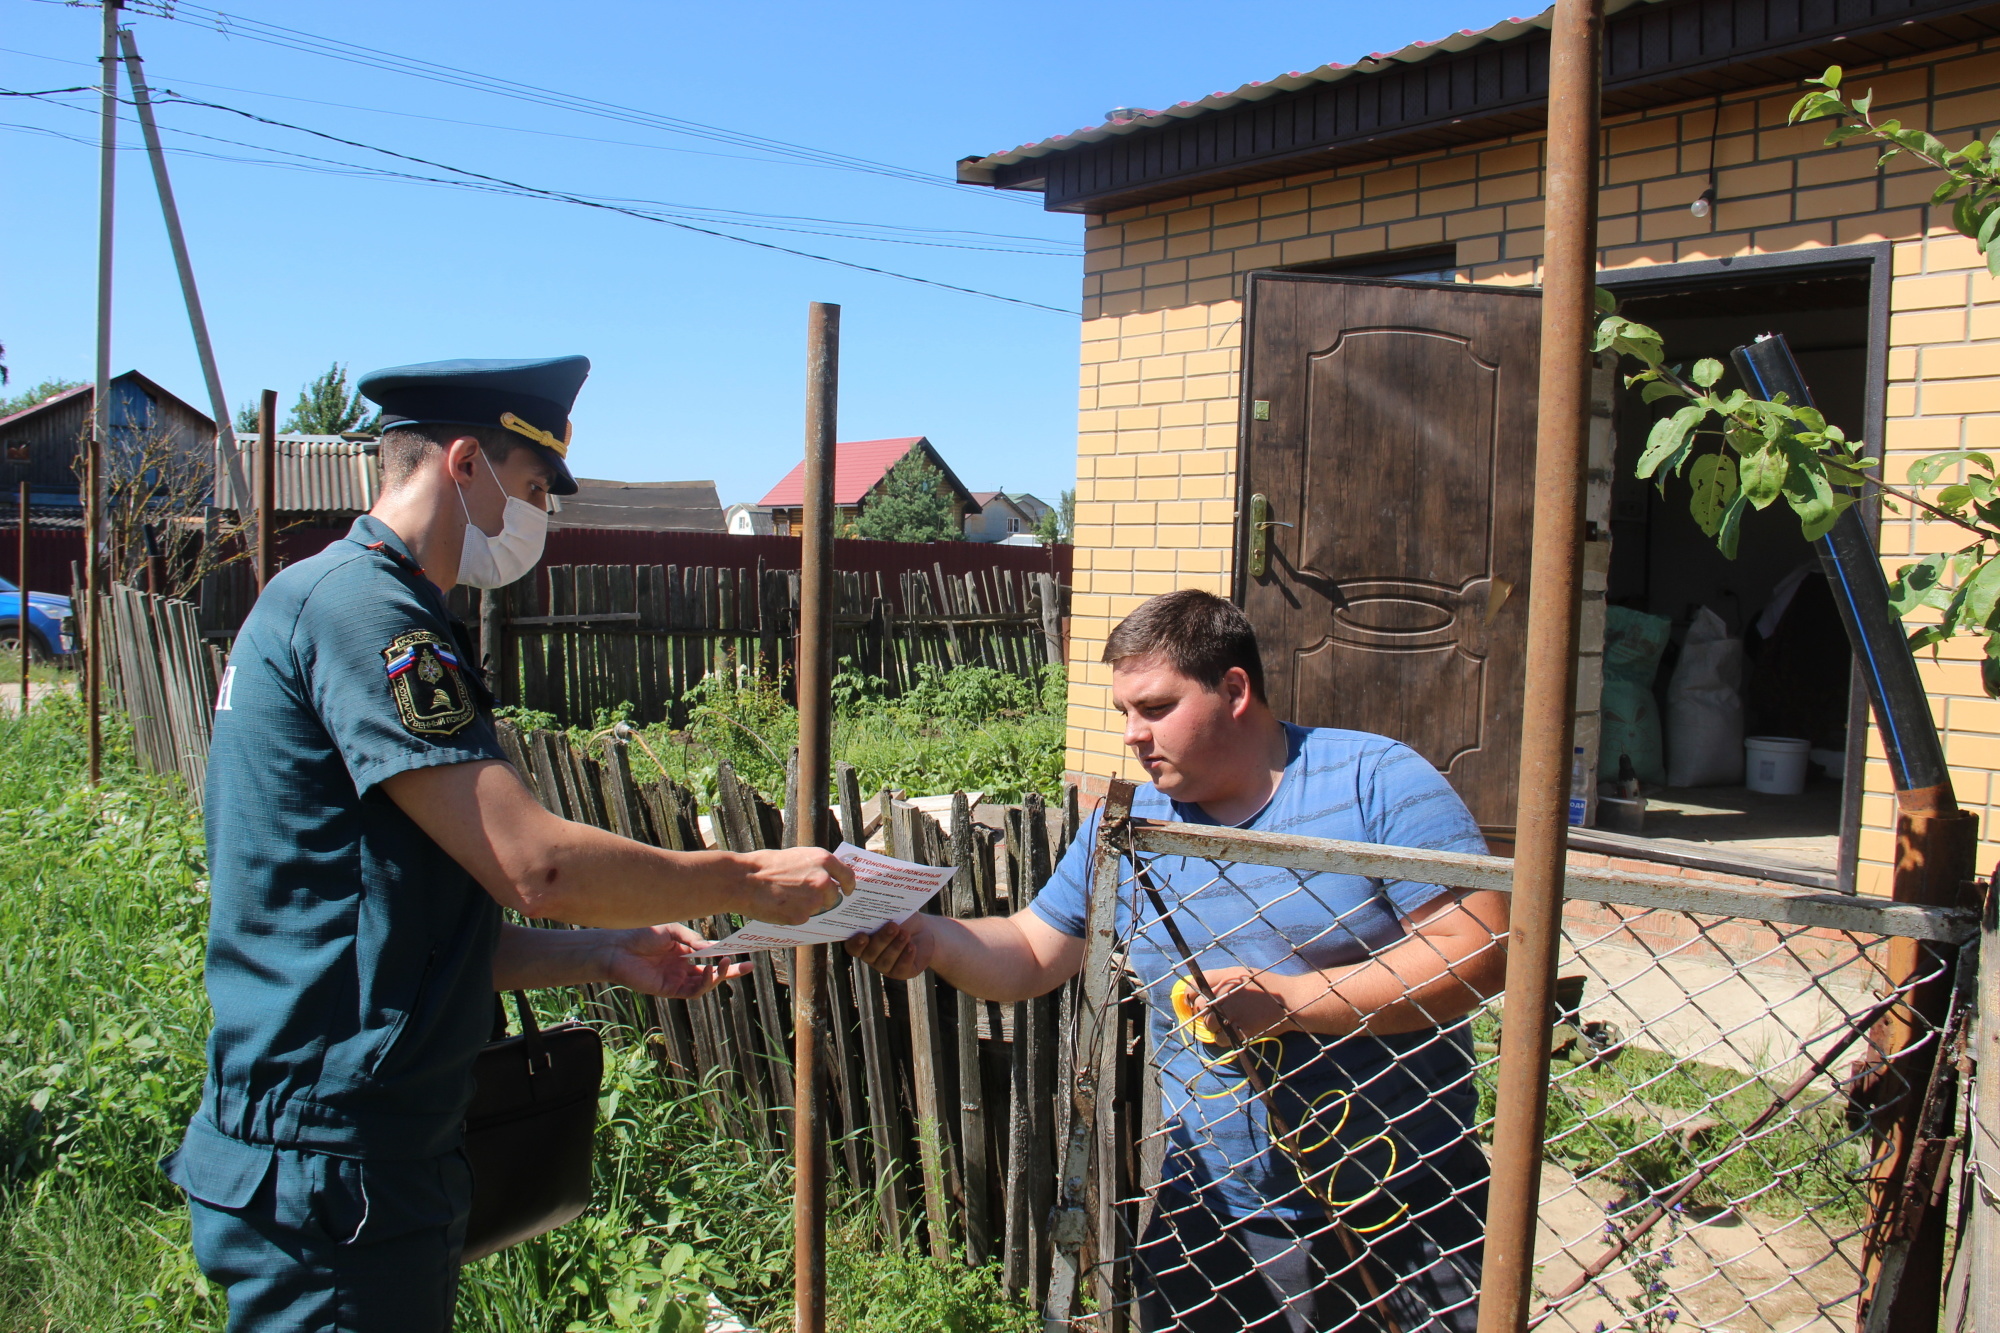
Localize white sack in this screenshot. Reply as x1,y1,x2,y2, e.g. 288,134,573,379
1665,606,1744,788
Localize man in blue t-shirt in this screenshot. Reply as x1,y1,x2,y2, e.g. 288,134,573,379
847,590,1508,1332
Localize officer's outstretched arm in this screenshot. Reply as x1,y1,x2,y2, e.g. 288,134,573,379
380,758,851,927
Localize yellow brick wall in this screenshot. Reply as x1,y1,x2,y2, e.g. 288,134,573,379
1061,39,2000,895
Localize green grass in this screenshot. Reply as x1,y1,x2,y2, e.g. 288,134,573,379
0,691,1037,1333
0,661,75,687
574,663,1069,812
1471,1010,1870,1225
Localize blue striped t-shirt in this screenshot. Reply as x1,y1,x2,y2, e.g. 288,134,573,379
1029,724,1489,1220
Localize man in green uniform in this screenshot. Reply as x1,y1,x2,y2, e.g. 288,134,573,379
163,356,849,1331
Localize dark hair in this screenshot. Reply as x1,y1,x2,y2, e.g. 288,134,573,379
1102,589,1266,701
378,422,521,490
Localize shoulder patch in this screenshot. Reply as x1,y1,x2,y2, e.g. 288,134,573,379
382,630,476,737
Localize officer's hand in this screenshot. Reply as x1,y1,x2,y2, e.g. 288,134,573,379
739,847,851,924
601,923,751,998
843,916,936,981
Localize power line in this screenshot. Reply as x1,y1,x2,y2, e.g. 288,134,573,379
4,84,1081,315
0,42,1071,237
6,85,1075,256
101,0,1036,205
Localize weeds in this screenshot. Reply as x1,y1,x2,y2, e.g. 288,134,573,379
1470,1009,1868,1225
0,691,1037,1332
615,662,1068,809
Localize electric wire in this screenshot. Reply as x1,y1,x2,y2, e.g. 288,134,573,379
80,0,1033,205
0,43,1071,247
3,84,1080,312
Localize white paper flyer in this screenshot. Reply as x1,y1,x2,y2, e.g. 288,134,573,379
690,843,957,957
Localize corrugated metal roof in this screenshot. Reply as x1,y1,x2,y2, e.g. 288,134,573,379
760,437,927,508
961,1,1664,173
550,478,727,532
215,435,379,514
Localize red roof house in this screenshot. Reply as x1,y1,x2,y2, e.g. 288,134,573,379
756,436,980,536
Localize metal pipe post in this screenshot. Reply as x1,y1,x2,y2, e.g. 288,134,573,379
18,482,29,712
117,28,251,510
87,0,121,785
793,300,839,1333
1475,4,1602,1331
256,390,276,590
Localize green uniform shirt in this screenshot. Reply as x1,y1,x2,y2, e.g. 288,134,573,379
178,515,505,1192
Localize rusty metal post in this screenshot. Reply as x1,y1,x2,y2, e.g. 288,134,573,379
255,390,276,591
793,300,839,1333
1859,807,1979,1331
17,482,29,712
87,0,121,785
1475,4,1602,1332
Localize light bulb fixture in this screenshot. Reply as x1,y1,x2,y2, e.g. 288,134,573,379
1691,181,1717,219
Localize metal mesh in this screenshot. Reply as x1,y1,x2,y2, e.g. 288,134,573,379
1069,828,1954,1333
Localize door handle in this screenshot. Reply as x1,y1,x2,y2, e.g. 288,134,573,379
1246,494,1292,579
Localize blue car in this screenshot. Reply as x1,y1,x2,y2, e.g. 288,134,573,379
0,576,76,662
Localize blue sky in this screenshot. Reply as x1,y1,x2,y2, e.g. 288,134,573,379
3,0,1519,509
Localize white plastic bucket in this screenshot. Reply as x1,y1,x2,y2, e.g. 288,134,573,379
1744,736,1811,795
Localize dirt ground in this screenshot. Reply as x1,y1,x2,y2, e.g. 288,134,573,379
0,680,73,716
1531,1163,1863,1333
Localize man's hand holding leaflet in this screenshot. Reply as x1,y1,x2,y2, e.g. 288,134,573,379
693,845,956,957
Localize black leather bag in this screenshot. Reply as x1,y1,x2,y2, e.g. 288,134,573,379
461,993,603,1263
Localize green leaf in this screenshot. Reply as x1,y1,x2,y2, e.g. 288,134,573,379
1689,454,1739,536
1816,65,1843,90
1941,178,1969,207
1888,552,1952,616
1791,405,1826,434
1880,148,1901,169
1938,483,1976,511
1802,492,1855,542
1908,450,1995,485
1781,438,1838,529
1691,358,1724,388
1716,492,1750,559
1637,404,1705,479
1739,442,1788,508
1594,286,1618,315
1824,123,1872,144
1987,243,2000,279
1640,379,1683,405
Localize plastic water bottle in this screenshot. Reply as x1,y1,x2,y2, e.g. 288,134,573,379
1568,746,1590,827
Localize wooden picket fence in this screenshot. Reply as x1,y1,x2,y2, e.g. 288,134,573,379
99,582,223,800
491,717,1087,1302
496,562,1065,728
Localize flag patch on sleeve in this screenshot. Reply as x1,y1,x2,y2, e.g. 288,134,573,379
382,630,476,737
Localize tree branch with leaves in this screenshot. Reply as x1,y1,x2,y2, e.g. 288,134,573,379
1592,64,2000,693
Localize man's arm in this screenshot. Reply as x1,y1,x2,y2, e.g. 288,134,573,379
843,907,1084,1003
1199,888,1509,1039
381,759,849,929
493,921,752,997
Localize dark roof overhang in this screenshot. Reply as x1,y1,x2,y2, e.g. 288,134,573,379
970,0,2000,215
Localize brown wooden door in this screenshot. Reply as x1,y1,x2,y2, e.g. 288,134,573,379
1236,272,1540,826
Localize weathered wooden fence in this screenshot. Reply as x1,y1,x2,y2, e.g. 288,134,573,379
492,717,1084,1302
496,563,1066,728
99,582,222,800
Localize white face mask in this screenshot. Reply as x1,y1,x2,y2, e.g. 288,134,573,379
454,449,547,589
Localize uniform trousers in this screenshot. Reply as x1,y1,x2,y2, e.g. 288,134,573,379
1133,1141,1488,1333
182,1141,471,1333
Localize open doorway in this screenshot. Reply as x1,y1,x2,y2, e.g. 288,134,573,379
1590,258,1878,890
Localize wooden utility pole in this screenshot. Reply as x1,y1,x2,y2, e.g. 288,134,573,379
1474,3,1603,1331
118,27,251,510
256,390,276,590
793,301,839,1333
86,0,121,785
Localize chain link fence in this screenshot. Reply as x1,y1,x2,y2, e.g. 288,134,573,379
1050,799,1976,1333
